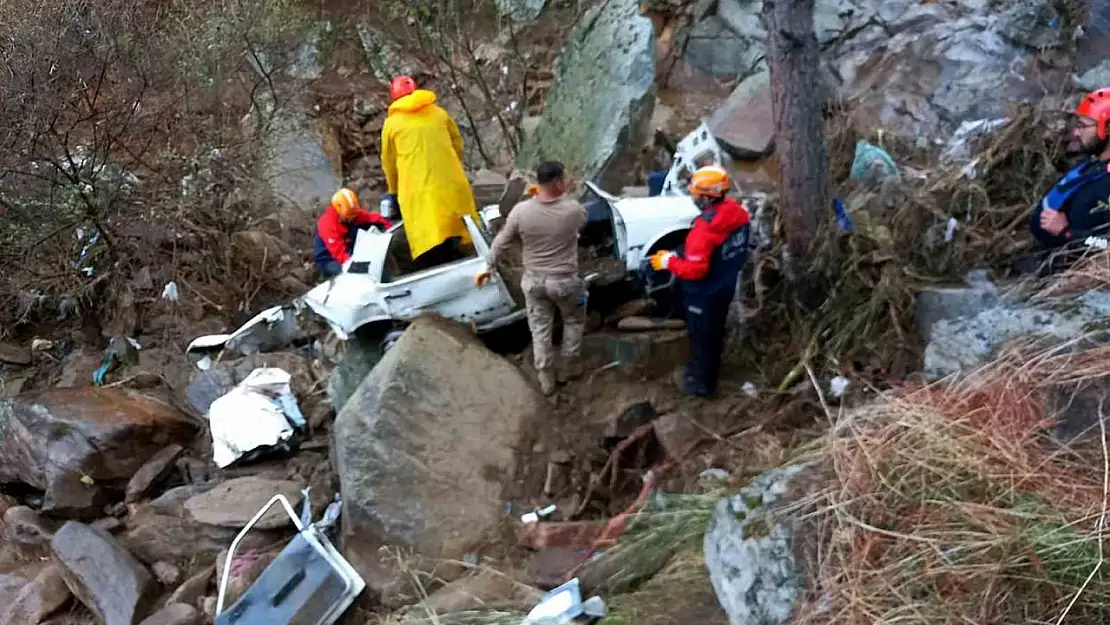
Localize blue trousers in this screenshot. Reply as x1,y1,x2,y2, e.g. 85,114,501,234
683,292,732,397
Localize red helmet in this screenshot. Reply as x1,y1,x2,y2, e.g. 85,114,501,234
390,76,417,101
1076,88,1110,140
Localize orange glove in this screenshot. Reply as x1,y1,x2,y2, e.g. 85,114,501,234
649,250,675,271
475,269,493,287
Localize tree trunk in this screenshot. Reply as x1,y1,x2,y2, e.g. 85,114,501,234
763,0,830,269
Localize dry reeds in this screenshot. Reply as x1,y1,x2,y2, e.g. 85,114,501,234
802,342,1110,625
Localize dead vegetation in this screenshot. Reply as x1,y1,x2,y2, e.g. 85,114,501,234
742,103,1073,387
799,340,1110,625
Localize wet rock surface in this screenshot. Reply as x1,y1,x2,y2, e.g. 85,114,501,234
0,389,199,517
517,0,655,189
52,521,159,625
335,314,539,597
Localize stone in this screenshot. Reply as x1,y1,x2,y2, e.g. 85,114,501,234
924,291,1110,380
495,0,545,21
0,342,30,366
517,0,655,190
606,299,654,324
125,445,185,504
0,388,198,517
3,505,58,552
136,604,201,625
261,109,342,219
325,335,383,415
471,169,509,207
183,477,302,530
167,569,212,609
121,485,239,571
652,411,708,460
335,314,538,597
420,569,544,614
152,562,181,586
578,331,689,379
704,463,813,625
0,564,71,625
915,270,1000,341
707,70,774,158
52,521,159,625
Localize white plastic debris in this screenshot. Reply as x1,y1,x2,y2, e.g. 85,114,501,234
520,578,606,625
941,118,1009,165
162,281,179,301
741,381,758,398
207,368,306,468
944,217,958,243
195,355,213,371
520,504,557,524
699,468,730,481
829,376,851,398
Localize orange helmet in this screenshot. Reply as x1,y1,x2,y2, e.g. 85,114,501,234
688,165,730,198
1076,88,1110,140
390,76,417,101
331,188,360,221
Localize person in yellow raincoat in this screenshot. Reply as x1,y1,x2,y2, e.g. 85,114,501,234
381,75,479,270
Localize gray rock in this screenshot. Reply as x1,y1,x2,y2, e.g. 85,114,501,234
707,69,775,158
125,444,185,504
167,569,212,609
704,463,812,625
184,477,302,530
3,506,57,554
121,485,238,570
0,389,198,518
924,291,1110,379
495,0,545,22
261,110,341,217
335,315,538,598
0,564,71,625
52,521,159,625
915,270,1000,341
137,603,201,625
326,334,384,415
517,0,655,190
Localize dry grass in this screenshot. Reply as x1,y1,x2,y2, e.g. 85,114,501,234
800,342,1110,625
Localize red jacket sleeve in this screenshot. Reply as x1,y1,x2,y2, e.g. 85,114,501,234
349,208,392,230
668,200,750,281
318,209,353,265
668,219,719,281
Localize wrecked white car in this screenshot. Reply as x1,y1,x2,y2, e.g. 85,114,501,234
301,186,700,342
189,123,732,354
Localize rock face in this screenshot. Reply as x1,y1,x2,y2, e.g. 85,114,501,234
704,463,813,625
517,0,655,190
52,521,159,625
0,389,198,517
495,0,546,22
334,315,538,596
693,0,1067,139
924,290,1110,380
915,269,999,341
261,111,342,217
137,603,201,625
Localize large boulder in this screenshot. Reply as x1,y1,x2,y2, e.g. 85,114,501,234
334,315,539,600
495,0,546,22
691,0,1067,140
707,69,774,158
704,463,818,625
52,521,159,625
924,291,1110,380
517,0,655,190
0,389,199,517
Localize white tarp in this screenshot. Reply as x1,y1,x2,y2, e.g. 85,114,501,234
208,368,306,468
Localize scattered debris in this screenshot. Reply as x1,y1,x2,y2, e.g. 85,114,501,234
187,304,305,360
162,282,180,301
829,376,850,398
849,139,899,183
521,505,558,525
520,578,606,625
207,368,305,468
215,494,363,625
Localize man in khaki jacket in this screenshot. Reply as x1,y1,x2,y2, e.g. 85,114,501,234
476,161,588,396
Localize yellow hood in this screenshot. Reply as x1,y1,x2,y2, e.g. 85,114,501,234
388,89,437,115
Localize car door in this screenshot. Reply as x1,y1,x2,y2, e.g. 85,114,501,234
376,216,517,327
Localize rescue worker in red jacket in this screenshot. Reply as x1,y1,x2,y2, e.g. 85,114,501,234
314,188,392,278
650,166,750,397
